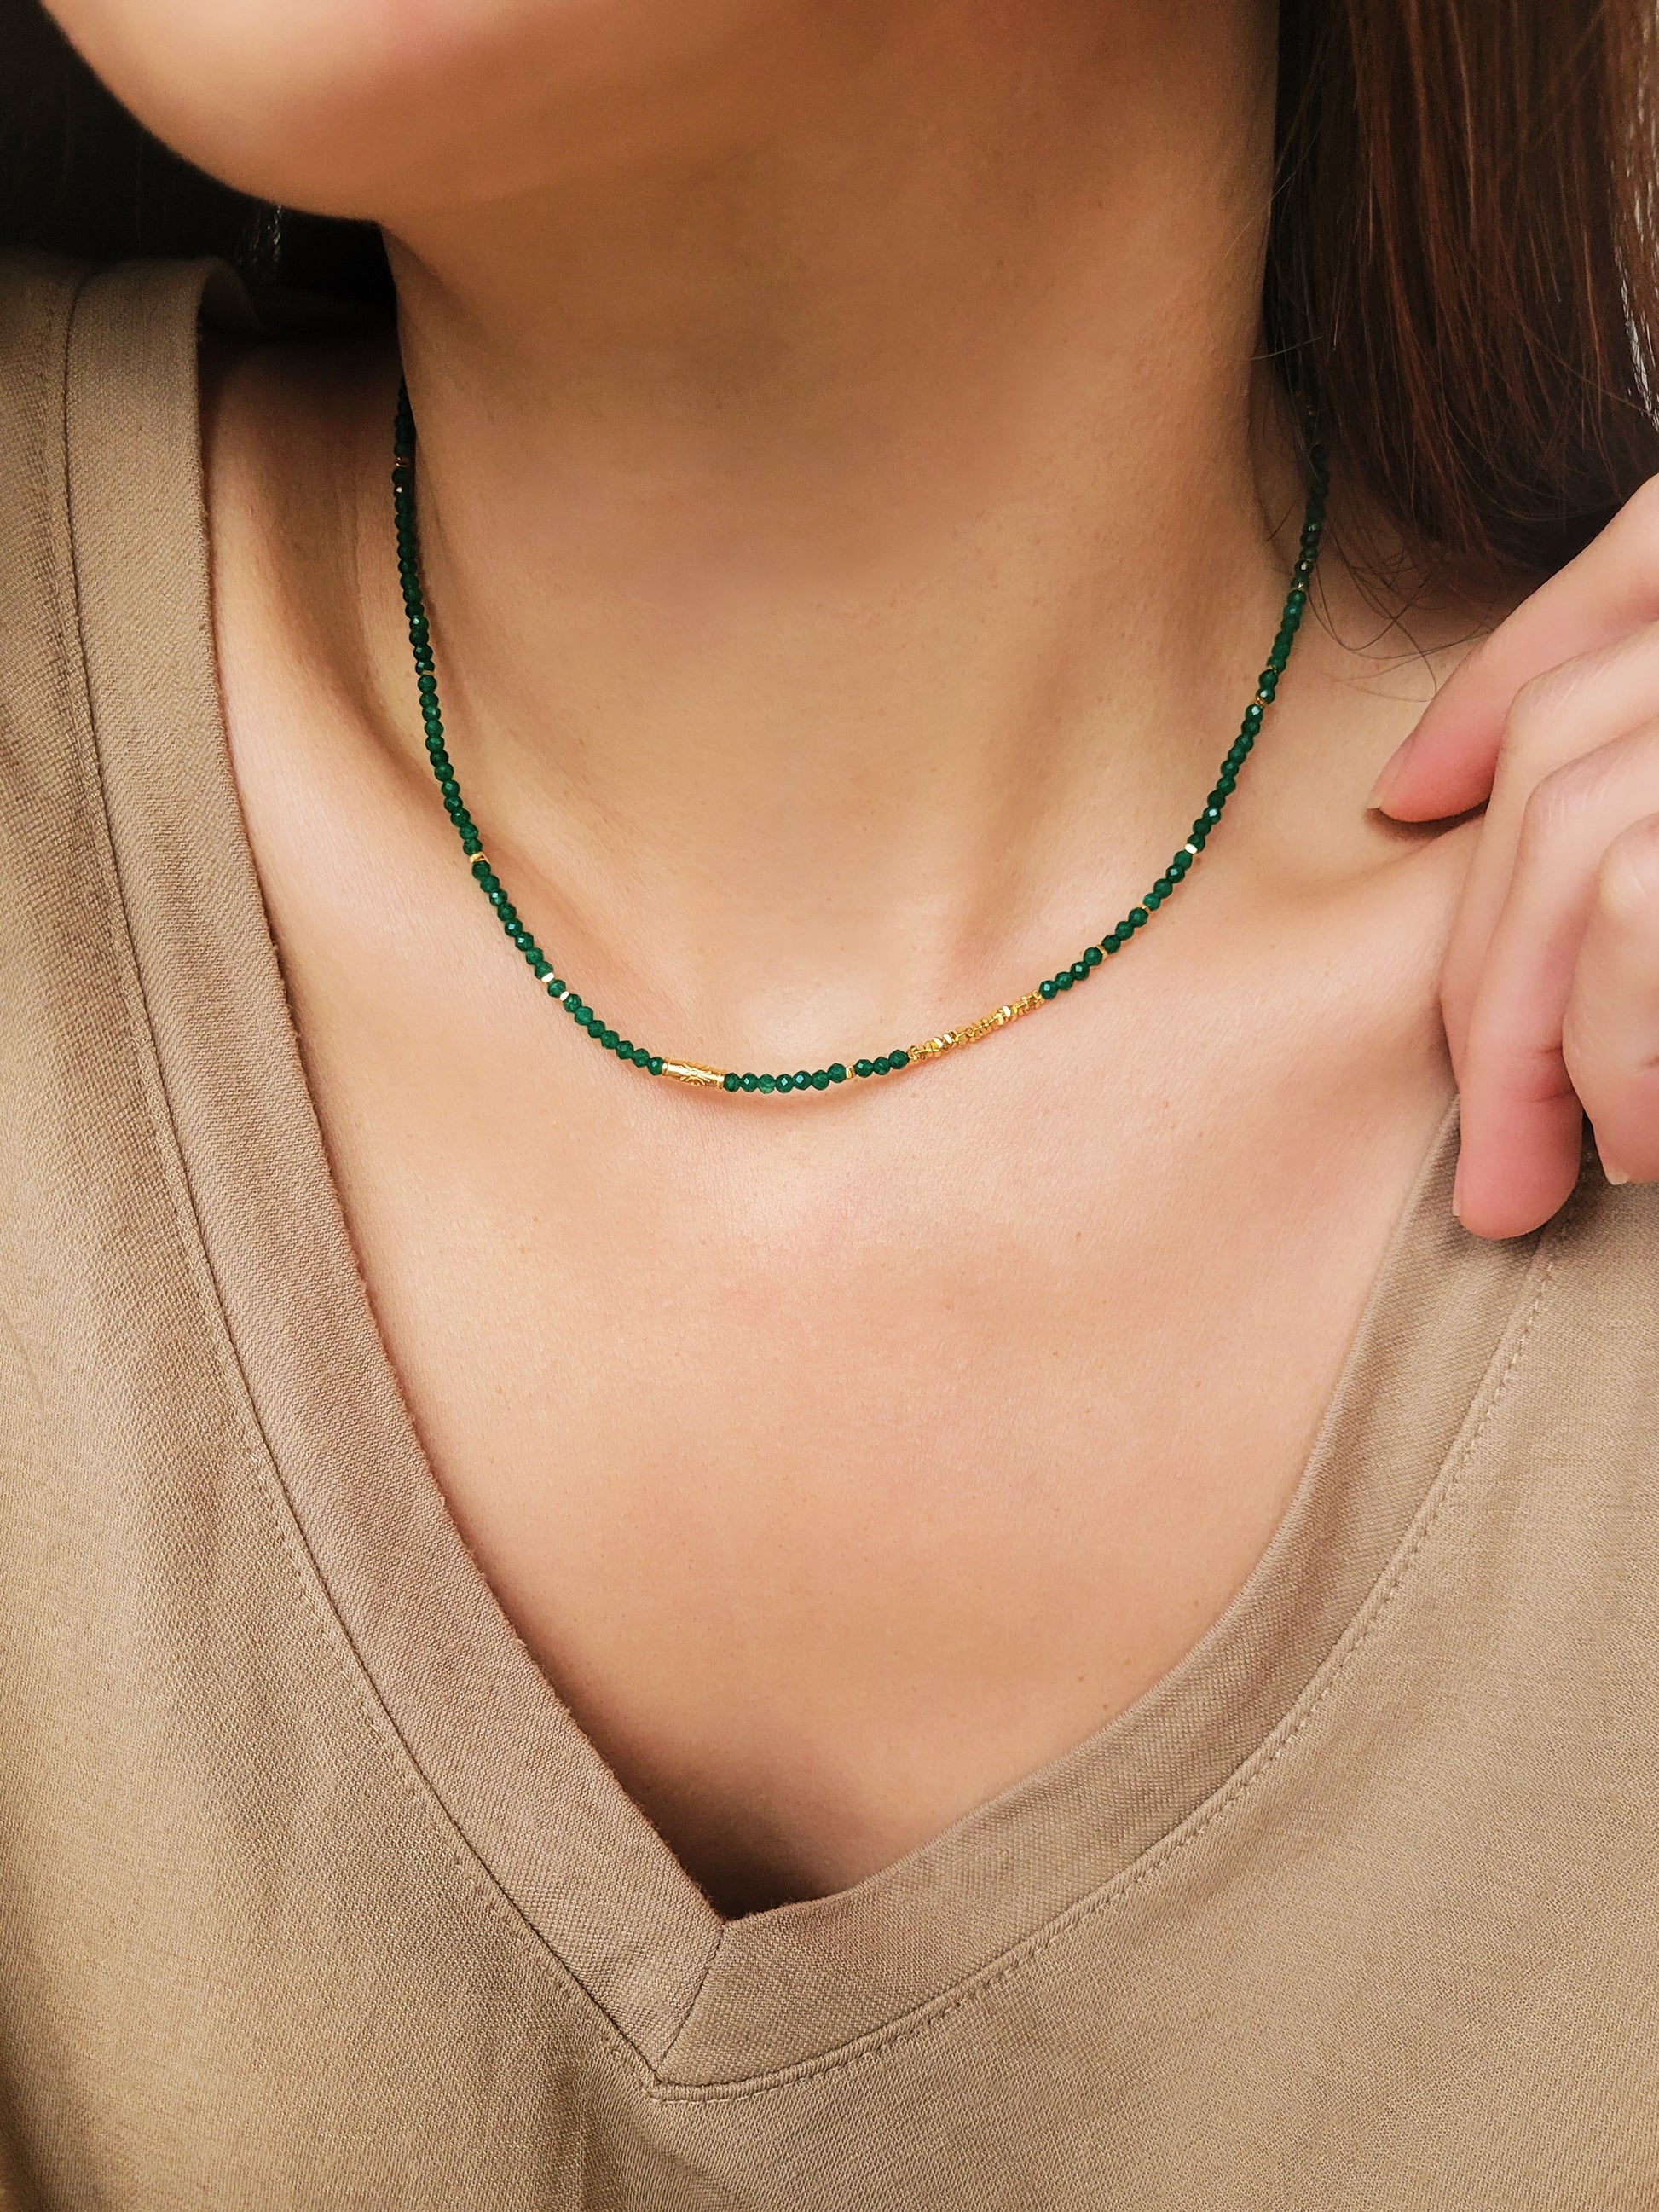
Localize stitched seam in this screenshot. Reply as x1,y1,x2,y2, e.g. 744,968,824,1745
54,269,653,2086
660,1920,731,2064
646,1221,1573,2103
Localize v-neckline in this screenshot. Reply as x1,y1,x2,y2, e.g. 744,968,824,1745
64,254,1562,2090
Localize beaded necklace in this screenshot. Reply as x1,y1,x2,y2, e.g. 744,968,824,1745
391,386,1327,1096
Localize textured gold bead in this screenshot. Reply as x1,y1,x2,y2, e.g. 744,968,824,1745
908,989,1039,1063
661,1060,725,1087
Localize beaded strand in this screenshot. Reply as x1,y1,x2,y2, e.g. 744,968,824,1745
391,385,1327,1095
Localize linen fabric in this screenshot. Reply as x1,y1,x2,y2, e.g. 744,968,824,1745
3,250,1658,2209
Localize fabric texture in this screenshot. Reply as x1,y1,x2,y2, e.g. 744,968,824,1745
2,249,1658,2209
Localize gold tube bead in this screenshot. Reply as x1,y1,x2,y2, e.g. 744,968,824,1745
908,991,1040,1063
661,1060,725,1087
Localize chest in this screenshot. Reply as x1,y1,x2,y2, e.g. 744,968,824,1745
247,785,1457,1912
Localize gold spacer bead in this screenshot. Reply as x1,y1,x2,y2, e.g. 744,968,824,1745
661,1060,725,1087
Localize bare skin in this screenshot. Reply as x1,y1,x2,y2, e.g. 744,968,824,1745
176,1,1491,1915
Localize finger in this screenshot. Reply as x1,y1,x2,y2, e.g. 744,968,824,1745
1438,622,1659,1067
1564,810,1659,1184
1371,477,1659,823
1452,720,1659,1237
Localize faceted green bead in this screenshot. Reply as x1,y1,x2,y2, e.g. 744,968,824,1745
795,1070,812,1091
599,1028,618,1050
1069,959,1090,982
854,1059,874,1078
1145,887,1165,909
1084,945,1103,966
890,1050,910,1069
829,1063,847,1082
546,978,565,998
741,1073,760,1092
776,1072,795,1092
1055,970,1073,989
873,1057,891,1074
1039,978,1058,1000
1129,906,1149,927
724,1073,741,1092
616,1039,633,1057
812,1069,830,1091
649,1056,665,1075
759,1074,776,1092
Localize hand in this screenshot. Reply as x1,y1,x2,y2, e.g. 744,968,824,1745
1370,479,1659,1238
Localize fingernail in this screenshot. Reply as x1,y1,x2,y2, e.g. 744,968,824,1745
1603,1160,1631,1186
1367,730,1416,810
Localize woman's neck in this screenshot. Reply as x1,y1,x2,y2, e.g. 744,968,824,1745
328,0,1321,1024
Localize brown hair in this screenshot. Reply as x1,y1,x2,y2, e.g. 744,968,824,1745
3,0,1655,582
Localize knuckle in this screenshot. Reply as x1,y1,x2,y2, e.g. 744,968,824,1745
1595,810,1659,928
1500,667,1571,761
1517,750,1610,852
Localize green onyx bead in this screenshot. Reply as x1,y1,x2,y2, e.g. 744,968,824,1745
570,1003,589,1024
1056,970,1074,989
1129,906,1149,927
1069,959,1090,981
759,1074,776,1092
854,1059,874,1078
649,1056,665,1075
1084,945,1103,966
890,1050,910,1069
1039,978,1058,1000
546,978,565,998
599,1028,617,1050
811,1069,830,1091
776,1072,795,1092
795,1071,812,1091
723,1073,741,1092
872,1057,891,1074
1145,887,1165,910
616,1039,633,1057
741,1073,760,1092
1103,931,1124,952
829,1063,847,1083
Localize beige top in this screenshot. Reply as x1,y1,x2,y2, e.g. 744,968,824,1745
3,247,1658,2210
